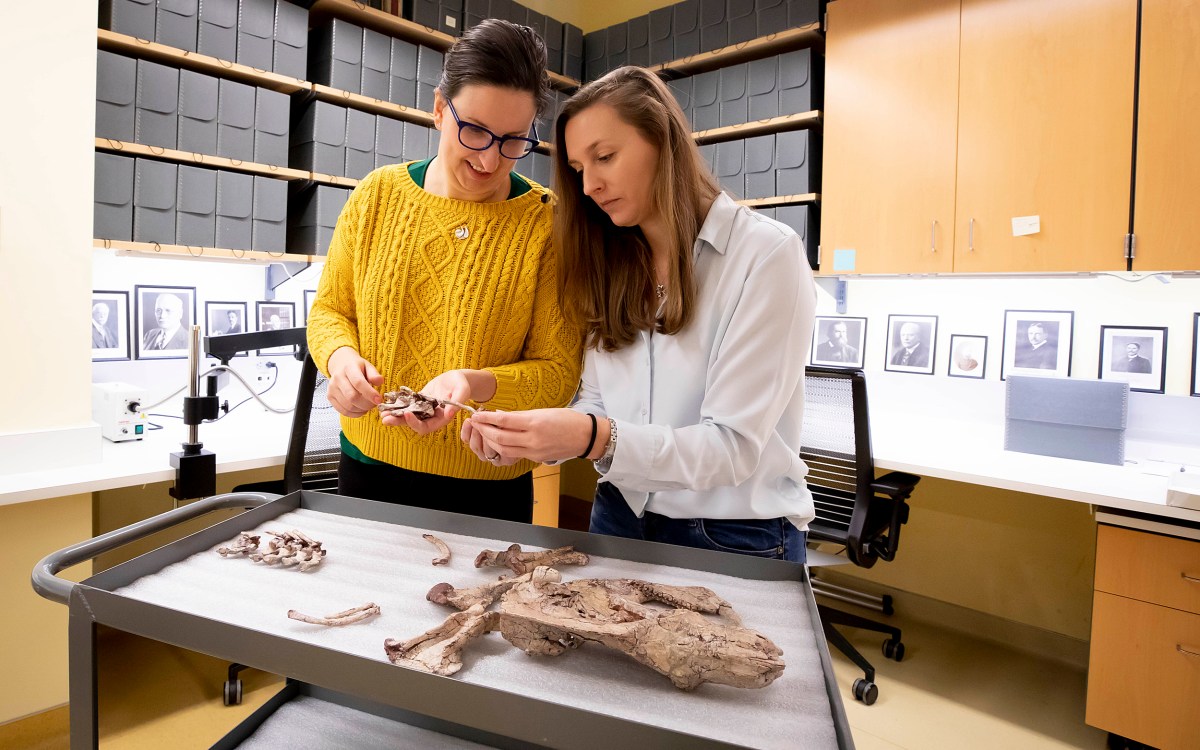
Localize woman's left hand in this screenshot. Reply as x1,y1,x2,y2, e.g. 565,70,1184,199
466,408,595,464
380,370,472,434
461,418,519,466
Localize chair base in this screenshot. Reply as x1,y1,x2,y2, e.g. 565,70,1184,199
818,603,904,704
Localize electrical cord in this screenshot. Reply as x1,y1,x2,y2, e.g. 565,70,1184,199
141,362,294,415
214,367,283,421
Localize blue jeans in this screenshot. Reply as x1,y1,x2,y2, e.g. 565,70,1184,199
590,482,807,563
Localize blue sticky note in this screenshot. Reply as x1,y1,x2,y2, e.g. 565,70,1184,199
832,249,856,272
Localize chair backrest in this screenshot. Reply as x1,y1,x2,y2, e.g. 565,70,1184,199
802,366,912,568
282,354,340,493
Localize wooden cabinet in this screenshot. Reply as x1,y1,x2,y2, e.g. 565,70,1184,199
1131,0,1200,271
822,0,1137,274
1086,524,1200,750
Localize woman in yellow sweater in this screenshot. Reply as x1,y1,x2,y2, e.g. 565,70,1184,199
306,20,582,523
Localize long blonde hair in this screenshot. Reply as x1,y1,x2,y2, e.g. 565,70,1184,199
553,67,720,352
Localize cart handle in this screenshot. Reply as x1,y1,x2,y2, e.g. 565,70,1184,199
32,491,277,605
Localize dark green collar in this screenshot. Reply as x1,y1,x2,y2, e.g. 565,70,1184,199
407,158,531,199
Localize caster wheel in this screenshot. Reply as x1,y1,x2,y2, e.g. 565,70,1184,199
223,679,243,706
881,594,894,616
883,638,905,661
852,678,878,705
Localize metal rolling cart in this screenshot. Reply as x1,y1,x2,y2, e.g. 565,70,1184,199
34,489,853,749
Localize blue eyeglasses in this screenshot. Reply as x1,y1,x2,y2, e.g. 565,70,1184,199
444,98,539,160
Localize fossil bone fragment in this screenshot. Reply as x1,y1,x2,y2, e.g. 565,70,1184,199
379,387,477,420
243,529,326,571
423,533,451,566
394,567,782,690
216,532,260,557
426,567,561,610
474,543,590,575
288,602,380,627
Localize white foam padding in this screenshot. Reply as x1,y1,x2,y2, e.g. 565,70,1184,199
116,508,838,749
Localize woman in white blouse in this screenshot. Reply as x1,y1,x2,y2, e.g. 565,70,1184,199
465,66,817,562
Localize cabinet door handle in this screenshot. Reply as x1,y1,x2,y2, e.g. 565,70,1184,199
1179,644,1200,658
968,218,975,252
931,220,937,253
1183,572,1200,584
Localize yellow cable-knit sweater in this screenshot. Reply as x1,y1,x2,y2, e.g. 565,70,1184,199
306,162,583,480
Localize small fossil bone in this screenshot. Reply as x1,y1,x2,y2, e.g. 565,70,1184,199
423,533,451,566
474,543,589,575
378,387,477,420
427,566,561,611
288,602,380,627
384,604,499,676
244,529,326,571
216,532,260,557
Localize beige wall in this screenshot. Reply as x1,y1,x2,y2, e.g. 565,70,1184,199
522,0,677,33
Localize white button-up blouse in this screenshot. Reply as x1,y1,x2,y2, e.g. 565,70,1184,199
573,192,817,530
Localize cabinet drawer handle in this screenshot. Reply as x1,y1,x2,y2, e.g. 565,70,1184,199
1183,572,1200,584
1179,645,1200,658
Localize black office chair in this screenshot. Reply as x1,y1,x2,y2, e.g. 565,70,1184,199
802,366,920,705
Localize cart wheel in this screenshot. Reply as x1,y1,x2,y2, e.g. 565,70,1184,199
883,638,905,661
852,678,878,705
223,679,242,706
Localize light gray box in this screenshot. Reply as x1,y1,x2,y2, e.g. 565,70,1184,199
254,87,290,167
156,0,198,51
779,48,813,115
417,46,443,112
237,0,275,70
757,0,788,37
525,9,547,45
627,15,649,68
564,23,583,81
345,108,377,180
133,158,178,243
291,100,347,175
700,0,726,52
775,129,811,195
178,70,219,155
409,0,439,27
698,143,716,173
216,170,253,250
361,29,391,101
776,204,816,267
176,164,216,246
719,63,748,127
309,20,363,91
715,139,744,196
375,115,406,168
95,152,135,241
252,176,287,252
97,50,137,142
748,56,780,120
388,37,419,108
727,0,756,45
216,78,256,161
673,0,700,59
667,76,692,123
403,121,432,161
198,0,238,62
438,0,463,37
135,59,179,149
522,151,551,188
756,206,775,221
691,70,720,132
743,134,775,200
545,17,563,75
1005,376,1128,465
100,0,155,41
648,7,672,66
273,0,308,80
463,0,487,30
288,185,350,255
488,0,514,23
788,0,821,27
605,22,628,73
584,30,605,81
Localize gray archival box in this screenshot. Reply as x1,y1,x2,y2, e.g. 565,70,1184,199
273,0,309,80
198,0,238,62
178,69,219,155
95,152,135,242
97,50,136,143
134,158,178,244
1005,376,1129,465
176,164,217,247
135,59,179,150
216,170,253,250
253,176,287,253
156,0,198,53
254,87,290,167
216,78,256,161
237,0,276,71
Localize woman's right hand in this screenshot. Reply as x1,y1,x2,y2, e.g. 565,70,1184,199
325,346,384,418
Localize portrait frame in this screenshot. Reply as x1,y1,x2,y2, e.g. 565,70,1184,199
1001,310,1074,381
947,334,988,380
1099,325,1167,394
1192,313,1200,398
303,289,317,325
134,284,197,361
205,301,249,358
90,290,130,362
255,300,297,356
883,314,938,375
810,316,867,368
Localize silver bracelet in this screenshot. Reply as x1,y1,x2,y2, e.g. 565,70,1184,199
595,417,617,469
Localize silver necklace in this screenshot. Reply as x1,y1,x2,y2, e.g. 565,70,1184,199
655,283,666,300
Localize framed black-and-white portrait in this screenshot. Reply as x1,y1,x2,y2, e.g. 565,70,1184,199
1099,325,1167,394
303,289,317,324
883,314,937,375
1192,313,1200,398
947,334,988,379
256,300,297,356
1001,310,1073,380
91,290,129,362
205,301,248,358
135,285,197,360
810,316,867,368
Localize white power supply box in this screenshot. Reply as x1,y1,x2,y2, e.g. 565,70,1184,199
93,382,148,442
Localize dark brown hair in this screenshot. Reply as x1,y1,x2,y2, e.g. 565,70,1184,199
554,66,720,352
439,19,553,117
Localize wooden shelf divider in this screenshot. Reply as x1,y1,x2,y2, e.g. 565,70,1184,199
693,110,821,145
310,84,435,126
651,23,824,79
95,138,311,180
737,193,820,208
94,238,321,265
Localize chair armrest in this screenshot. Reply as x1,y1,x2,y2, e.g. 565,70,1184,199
871,471,921,500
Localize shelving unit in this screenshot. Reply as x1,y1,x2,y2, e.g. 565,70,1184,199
95,138,311,181
309,82,435,126
738,193,820,208
650,23,824,79
94,238,321,265
693,110,821,145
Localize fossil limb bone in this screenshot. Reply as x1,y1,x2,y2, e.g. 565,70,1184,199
216,532,260,557
426,566,561,610
378,387,479,420
422,533,451,566
474,543,590,575
245,529,326,571
288,602,380,626
384,604,499,676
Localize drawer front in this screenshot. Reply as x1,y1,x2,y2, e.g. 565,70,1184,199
1086,592,1200,750
1095,524,1200,614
